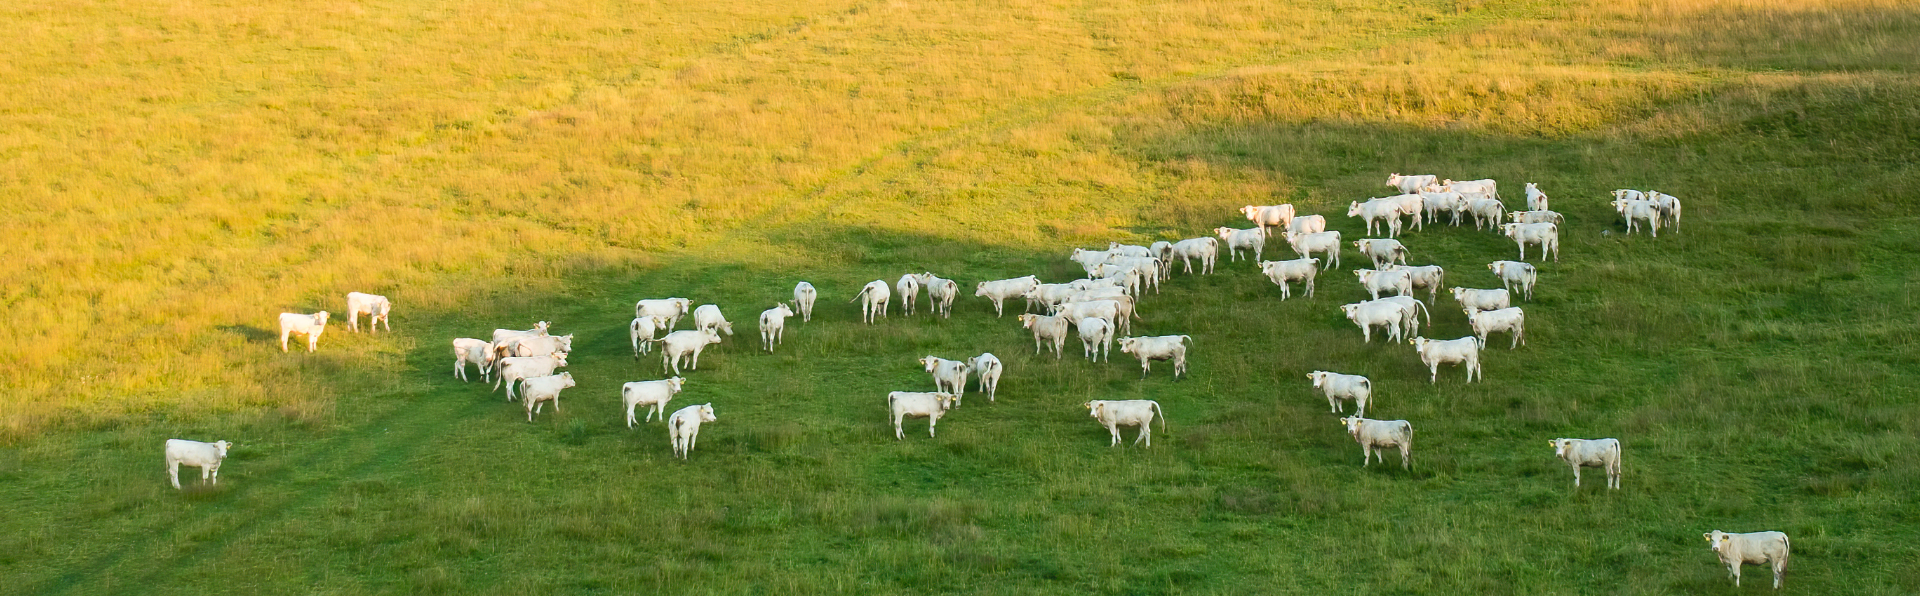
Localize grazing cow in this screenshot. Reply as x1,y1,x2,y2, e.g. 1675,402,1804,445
164,439,231,490
896,274,922,315
793,281,817,322
1171,237,1219,275
1703,530,1790,589
1259,258,1320,299
1117,335,1190,379
1339,416,1413,469
501,333,574,360
1647,190,1683,231
1501,222,1560,262
1408,336,1482,383
1421,190,1466,225
758,303,796,353
495,352,568,401
1347,199,1404,237
1467,307,1527,349
1108,242,1153,258
345,292,392,333
520,372,575,422
1214,227,1267,263
887,391,956,439
1284,230,1342,269
652,329,724,375
1288,214,1328,235
1085,400,1166,447
693,304,734,337
635,298,694,331
1443,178,1497,199
1369,295,1431,338
1341,301,1405,343
1355,268,1413,300
920,356,972,404
1524,182,1550,211
1389,264,1444,304
622,377,686,427
975,275,1039,317
1077,317,1114,362
453,338,495,382
915,272,959,318
1612,198,1662,237
278,311,329,353
1450,287,1512,315
1507,210,1564,226
1488,261,1538,301
491,321,551,347
1549,438,1621,489
1611,189,1646,203
1387,173,1438,195
1465,197,1508,231
1017,313,1072,359
1051,299,1126,335
631,315,670,358
668,403,717,459
850,280,891,324
967,353,1003,402
1240,204,1296,233
1307,371,1372,417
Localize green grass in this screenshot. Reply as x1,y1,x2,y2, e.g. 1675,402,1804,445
3,0,1918,593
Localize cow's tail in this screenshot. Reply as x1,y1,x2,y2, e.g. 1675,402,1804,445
848,286,870,303
1180,335,1192,345
1414,300,1431,327
1151,401,1168,433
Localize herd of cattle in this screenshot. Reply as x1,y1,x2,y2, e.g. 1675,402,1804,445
168,175,1783,587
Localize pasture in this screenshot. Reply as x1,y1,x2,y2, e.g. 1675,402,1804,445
2,0,1917,593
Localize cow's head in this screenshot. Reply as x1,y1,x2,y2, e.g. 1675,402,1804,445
1346,201,1362,217
936,393,957,410
313,311,330,325
1308,371,1326,388
1408,336,1430,349
213,441,231,458
1340,304,1359,319
1386,174,1401,185
1704,531,1730,552
703,330,724,345
1018,314,1038,329
1114,337,1138,354
1214,227,1233,239
549,352,569,366
920,356,939,372
1339,416,1362,436
1551,439,1571,458
534,321,552,334
697,403,717,422
667,377,686,392
1084,401,1105,418
557,372,576,389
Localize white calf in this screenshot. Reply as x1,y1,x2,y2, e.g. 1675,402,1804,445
887,391,956,439
851,280,891,324
1341,301,1405,343
693,304,734,337
1285,230,1342,269
1501,222,1560,262
1613,198,1662,237
1214,227,1266,263
622,377,685,427
1408,336,1482,383
1443,178,1497,198
1288,214,1328,235
975,276,1038,317
1647,190,1683,231
1355,268,1413,300
278,311,329,353
1524,182,1549,211
631,315,669,358
794,281,817,322
1051,299,1125,335
1704,530,1790,589
1077,317,1114,362
1489,261,1538,301
1171,237,1219,275
1390,264,1444,304
896,274,922,316
502,333,574,360
1259,258,1319,299
1347,199,1403,237
1421,191,1466,225
635,298,693,330
164,439,231,490
1340,416,1412,469
1117,335,1190,379
491,321,551,347
668,403,717,459
915,272,959,318
1550,438,1621,489
966,353,1003,402
453,338,495,382
1307,371,1371,417
921,356,972,404
1465,197,1507,231
1240,204,1296,233
520,372,576,422
1371,295,1431,339
758,303,796,353
1018,313,1072,359
345,292,392,333
1507,210,1564,226
495,352,568,401
1387,173,1438,195
1450,287,1512,314
653,330,724,375
1085,400,1166,447
1467,307,1527,349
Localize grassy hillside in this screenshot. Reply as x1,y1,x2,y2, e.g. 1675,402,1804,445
3,0,1917,593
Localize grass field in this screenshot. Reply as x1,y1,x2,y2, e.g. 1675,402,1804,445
3,0,1917,593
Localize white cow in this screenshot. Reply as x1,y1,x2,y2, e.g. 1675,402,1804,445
1372,295,1432,338
622,377,685,427
1465,197,1508,231
1287,214,1328,236
920,356,972,404
1354,268,1413,300
1285,230,1342,269
501,333,574,360
652,329,724,375
668,403,717,459
887,391,956,439
793,281,817,322
693,304,734,337
1408,336,1482,383
1489,261,1538,301
164,439,231,490
896,274,922,315
1647,190,1683,231
495,352,568,401
1443,178,1497,199
1307,371,1371,417
1017,313,1071,359
1069,248,1116,277
1051,300,1125,335
1387,173,1438,195
1611,189,1646,202
1259,258,1320,299
1549,438,1621,489
1507,210,1564,226
1523,182,1550,211
635,298,693,331
1214,226,1266,263
1085,400,1166,447
491,321,551,347
1501,222,1560,262
1117,335,1190,379
1382,193,1427,232
1240,204,1296,233
1389,264,1444,304
1077,317,1114,362
1171,237,1219,275
1612,198,1662,237
1341,301,1405,343
278,311,329,353
1108,242,1153,258
1421,190,1466,225
452,338,495,382
1467,306,1527,349
1347,199,1404,237
1148,241,1175,278
345,292,392,333
967,353,1003,402
631,315,670,358
1340,416,1412,469
520,372,575,422
1703,530,1790,589
1450,287,1512,314
850,280,891,324
974,276,1038,317
915,272,959,318
758,303,796,353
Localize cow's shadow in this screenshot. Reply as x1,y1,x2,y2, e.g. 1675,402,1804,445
218,325,277,343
